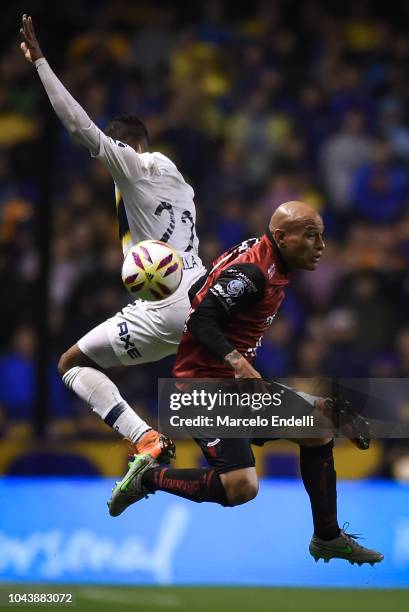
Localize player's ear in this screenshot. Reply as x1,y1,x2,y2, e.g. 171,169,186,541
273,228,286,249
135,142,144,154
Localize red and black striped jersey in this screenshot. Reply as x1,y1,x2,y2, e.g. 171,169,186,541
173,233,290,378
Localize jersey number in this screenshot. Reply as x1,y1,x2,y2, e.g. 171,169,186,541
155,202,195,252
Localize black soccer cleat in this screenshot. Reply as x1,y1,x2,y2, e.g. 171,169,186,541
318,397,371,450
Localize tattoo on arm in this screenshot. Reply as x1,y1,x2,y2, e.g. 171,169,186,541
224,350,242,367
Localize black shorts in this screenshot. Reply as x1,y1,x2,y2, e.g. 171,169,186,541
193,436,279,474
191,381,316,474
194,437,256,474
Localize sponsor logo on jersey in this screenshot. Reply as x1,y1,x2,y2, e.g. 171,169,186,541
210,284,235,307
267,264,276,279
227,279,246,298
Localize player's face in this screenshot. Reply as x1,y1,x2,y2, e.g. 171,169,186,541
283,218,325,270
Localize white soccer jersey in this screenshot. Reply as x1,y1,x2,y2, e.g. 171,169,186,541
34,58,204,276
94,142,202,273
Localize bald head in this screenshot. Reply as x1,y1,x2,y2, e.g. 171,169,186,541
269,201,322,233
269,201,324,271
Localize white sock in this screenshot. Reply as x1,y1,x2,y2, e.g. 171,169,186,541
62,366,150,443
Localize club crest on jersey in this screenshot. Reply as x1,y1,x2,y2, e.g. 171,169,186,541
267,264,276,279
227,279,246,298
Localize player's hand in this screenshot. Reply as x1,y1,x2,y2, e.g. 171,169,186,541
20,14,43,64
224,350,262,379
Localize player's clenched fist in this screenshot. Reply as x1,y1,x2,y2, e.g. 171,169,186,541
20,14,43,64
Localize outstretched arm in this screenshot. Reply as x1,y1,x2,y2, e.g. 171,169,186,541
19,14,142,180
20,14,101,154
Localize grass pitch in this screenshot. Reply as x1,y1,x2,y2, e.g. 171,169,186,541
1,586,408,612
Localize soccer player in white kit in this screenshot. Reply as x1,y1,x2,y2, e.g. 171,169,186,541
20,14,206,460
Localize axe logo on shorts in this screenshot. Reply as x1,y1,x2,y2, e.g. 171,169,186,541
117,321,142,359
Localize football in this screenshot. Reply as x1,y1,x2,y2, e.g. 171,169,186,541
121,240,183,301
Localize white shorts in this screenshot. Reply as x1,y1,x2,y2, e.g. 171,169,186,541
77,265,206,368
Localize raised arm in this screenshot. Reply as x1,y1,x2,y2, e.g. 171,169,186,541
19,14,142,180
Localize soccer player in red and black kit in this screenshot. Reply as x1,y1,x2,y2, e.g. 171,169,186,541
109,201,383,566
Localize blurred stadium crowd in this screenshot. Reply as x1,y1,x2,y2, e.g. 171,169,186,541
1,1,409,476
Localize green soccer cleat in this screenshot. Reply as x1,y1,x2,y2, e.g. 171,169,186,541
309,528,384,566
108,454,158,517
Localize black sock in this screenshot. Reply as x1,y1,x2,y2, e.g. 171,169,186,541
142,467,228,506
300,440,340,540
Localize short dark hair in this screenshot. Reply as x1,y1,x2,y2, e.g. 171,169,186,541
104,115,149,150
